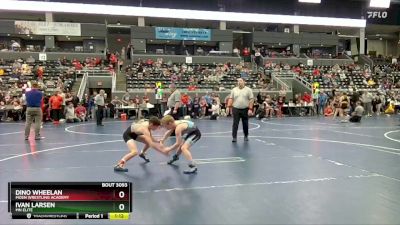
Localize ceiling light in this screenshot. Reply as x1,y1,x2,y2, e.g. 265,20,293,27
90,36,93,39
0,0,366,28
299,0,321,3
27,34,30,37
379,37,383,41
369,0,390,8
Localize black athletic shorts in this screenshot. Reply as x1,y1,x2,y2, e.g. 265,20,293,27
183,127,202,146
122,127,142,143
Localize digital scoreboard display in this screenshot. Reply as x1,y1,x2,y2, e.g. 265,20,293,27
8,182,132,220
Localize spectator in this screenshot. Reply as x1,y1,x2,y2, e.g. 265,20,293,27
66,91,80,107
110,53,117,68
199,96,208,117
75,103,87,122
121,47,126,60
143,94,150,104
181,92,190,116
318,91,328,115
263,95,274,118
324,105,334,117
209,100,220,120
349,101,364,123
11,40,21,51
196,47,204,55
191,96,200,119
26,56,35,64
349,89,360,114
49,91,63,125
302,92,312,104
255,51,262,68
361,91,373,116
122,91,131,106
134,95,140,105
59,90,66,118
188,84,197,91
65,102,80,123
167,83,181,120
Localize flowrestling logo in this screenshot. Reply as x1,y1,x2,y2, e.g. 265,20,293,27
367,11,388,19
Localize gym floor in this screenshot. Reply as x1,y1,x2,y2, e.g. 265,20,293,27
0,116,400,225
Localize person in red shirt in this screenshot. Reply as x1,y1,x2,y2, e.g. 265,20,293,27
109,53,118,69
324,105,334,117
181,93,190,116
302,92,312,104
75,103,87,122
37,66,44,80
188,84,197,91
146,58,154,66
242,47,250,57
293,66,302,74
49,91,63,125
301,92,312,116
95,57,102,66
72,60,83,70
312,67,321,76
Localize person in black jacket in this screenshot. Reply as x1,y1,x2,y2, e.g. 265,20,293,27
349,88,360,114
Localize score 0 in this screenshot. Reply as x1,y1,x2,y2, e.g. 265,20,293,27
114,189,128,200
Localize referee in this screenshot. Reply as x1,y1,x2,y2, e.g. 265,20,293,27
167,83,181,120
24,82,43,140
95,90,105,126
228,78,254,142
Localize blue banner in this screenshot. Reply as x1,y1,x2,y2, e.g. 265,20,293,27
155,27,211,41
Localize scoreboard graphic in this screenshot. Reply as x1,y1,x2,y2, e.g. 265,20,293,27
8,182,132,220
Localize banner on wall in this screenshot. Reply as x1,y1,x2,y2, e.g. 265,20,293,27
155,27,211,41
15,21,81,36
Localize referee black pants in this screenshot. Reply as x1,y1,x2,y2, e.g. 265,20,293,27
169,107,180,120
232,107,249,139
96,105,105,125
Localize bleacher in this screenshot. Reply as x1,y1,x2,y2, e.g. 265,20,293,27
299,65,400,91
0,60,76,93
125,63,261,91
